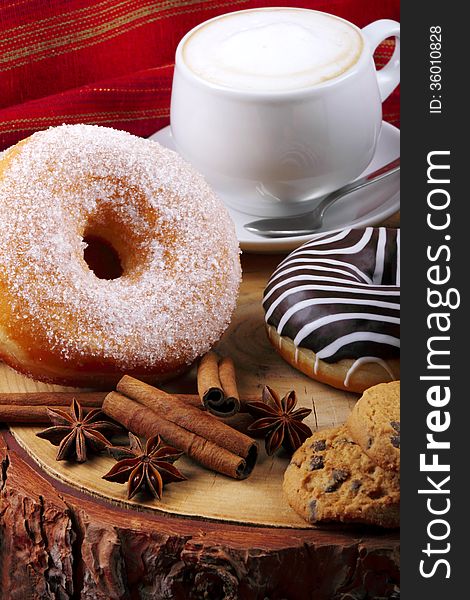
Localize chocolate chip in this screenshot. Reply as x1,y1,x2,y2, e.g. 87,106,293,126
350,479,362,492
391,435,400,449
325,469,349,492
390,421,400,433
309,499,317,521
309,456,324,470
367,437,373,449
312,439,326,451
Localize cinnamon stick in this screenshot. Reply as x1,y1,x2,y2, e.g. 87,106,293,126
221,413,256,436
167,393,259,412
116,375,255,460
217,357,241,416
0,405,96,423
103,392,256,479
197,352,225,411
0,392,105,407
0,391,259,425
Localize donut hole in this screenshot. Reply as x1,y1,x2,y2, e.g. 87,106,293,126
83,235,123,280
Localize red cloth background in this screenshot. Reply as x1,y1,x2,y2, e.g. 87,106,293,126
0,0,400,151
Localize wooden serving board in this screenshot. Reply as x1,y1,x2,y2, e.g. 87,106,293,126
0,249,400,598
4,253,359,528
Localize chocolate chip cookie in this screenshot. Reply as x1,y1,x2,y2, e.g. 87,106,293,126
283,425,400,528
347,381,400,471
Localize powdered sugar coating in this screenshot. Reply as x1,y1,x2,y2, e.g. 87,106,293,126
0,125,241,384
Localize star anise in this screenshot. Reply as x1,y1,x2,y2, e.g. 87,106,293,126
246,386,312,456
36,398,122,463
103,433,186,499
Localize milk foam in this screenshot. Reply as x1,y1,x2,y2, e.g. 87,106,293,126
182,9,363,91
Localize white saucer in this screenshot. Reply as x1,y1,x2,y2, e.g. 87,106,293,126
150,122,400,253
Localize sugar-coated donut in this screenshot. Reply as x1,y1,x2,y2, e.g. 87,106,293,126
263,228,399,393
0,125,241,387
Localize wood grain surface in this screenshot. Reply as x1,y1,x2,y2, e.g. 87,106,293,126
5,252,360,527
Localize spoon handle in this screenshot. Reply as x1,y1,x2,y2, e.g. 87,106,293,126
244,157,400,237
315,157,400,220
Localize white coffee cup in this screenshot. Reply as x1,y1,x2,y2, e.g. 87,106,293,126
170,7,400,216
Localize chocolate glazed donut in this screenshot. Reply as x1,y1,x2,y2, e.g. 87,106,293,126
263,228,400,393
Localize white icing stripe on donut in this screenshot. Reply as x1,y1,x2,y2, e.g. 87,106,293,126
276,297,400,334
264,274,398,304
314,354,320,374
267,264,361,286
343,356,395,387
263,227,400,364
270,258,372,284
293,312,400,346
265,285,399,322
372,227,386,284
287,229,353,256
316,332,400,360
289,228,373,257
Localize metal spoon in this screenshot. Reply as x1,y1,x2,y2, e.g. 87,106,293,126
244,158,400,238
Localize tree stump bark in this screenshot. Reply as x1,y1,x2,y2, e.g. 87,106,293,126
0,431,399,599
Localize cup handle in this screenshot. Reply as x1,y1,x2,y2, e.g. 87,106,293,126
362,19,400,102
